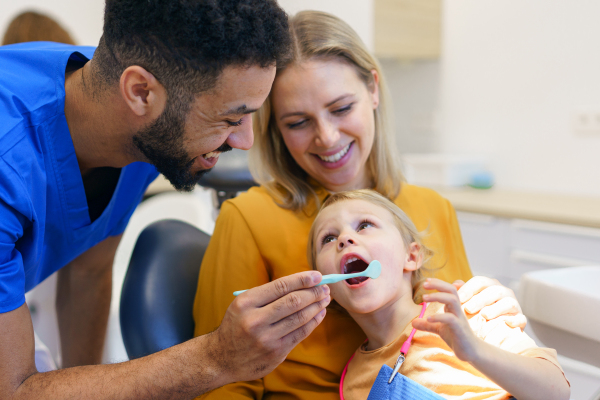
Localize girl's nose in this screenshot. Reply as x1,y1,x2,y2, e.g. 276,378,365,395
338,236,355,250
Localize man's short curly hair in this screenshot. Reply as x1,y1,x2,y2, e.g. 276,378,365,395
93,0,291,100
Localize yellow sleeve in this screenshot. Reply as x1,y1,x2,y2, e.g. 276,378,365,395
440,197,472,283
192,201,267,399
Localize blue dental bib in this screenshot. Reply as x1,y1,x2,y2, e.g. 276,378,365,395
367,365,445,400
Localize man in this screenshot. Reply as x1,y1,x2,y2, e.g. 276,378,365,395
0,1,331,398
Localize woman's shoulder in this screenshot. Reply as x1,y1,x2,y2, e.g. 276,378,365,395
220,185,312,227
396,184,452,211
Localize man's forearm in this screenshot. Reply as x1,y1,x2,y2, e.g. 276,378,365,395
56,235,119,367
13,332,228,400
56,259,112,367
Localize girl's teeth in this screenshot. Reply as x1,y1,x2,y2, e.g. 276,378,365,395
318,143,351,163
203,151,221,160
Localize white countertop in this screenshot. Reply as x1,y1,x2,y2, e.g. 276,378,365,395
434,187,600,228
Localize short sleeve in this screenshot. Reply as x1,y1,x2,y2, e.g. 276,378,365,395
0,190,29,313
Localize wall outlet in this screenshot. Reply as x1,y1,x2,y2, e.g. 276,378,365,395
572,106,600,135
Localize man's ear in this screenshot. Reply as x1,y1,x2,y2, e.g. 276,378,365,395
120,66,166,119
403,242,423,272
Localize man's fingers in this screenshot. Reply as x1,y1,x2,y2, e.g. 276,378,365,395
462,284,514,314
456,276,499,304
281,307,327,349
479,297,521,320
251,271,322,307
264,284,330,325
272,294,331,338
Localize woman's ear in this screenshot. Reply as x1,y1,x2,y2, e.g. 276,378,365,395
403,242,423,272
369,69,380,110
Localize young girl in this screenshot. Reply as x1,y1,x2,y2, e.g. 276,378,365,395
307,190,570,400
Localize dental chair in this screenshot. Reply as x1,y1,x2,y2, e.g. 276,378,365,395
120,219,210,359
119,149,256,359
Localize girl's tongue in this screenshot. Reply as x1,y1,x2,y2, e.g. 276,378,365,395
344,258,369,285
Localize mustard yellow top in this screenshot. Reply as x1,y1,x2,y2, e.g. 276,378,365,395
193,184,472,399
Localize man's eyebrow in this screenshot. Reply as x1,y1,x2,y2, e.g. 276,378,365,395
220,105,258,116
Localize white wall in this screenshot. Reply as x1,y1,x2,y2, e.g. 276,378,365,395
0,0,104,46
440,1,600,196
1,0,373,50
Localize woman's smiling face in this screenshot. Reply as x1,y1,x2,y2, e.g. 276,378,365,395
270,58,379,192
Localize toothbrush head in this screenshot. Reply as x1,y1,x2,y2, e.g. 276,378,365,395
365,260,381,279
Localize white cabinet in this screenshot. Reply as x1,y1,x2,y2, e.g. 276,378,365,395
457,212,600,289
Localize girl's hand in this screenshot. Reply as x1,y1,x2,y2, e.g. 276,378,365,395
412,278,482,362
453,276,527,330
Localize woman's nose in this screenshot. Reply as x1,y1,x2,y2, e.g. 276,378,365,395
314,119,340,148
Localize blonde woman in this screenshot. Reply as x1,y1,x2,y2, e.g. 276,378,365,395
193,11,525,399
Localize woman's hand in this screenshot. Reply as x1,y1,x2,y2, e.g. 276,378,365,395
453,276,527,330
412,278,482,362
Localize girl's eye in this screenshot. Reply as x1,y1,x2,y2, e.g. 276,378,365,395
226,118,243,127
358,221,373,231
332,103,353,115
321,235,336,246
287,119,308,129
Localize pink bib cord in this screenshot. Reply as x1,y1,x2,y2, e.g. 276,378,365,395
339,303,428,400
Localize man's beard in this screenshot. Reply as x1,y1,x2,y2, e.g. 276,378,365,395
132,98,231,191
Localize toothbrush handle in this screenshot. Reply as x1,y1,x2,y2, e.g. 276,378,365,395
318,273,357,286
234,271,360,296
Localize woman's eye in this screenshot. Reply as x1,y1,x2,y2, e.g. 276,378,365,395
287,119,307,129
226,118,243,127
332,103,353,115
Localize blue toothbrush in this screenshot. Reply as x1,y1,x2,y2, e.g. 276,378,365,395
233,260,382,296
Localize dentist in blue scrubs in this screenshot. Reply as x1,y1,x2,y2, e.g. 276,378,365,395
0,1,331,398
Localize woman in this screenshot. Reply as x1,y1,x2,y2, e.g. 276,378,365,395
193,11,523,399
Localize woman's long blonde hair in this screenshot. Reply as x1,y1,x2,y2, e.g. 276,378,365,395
249,10,403,212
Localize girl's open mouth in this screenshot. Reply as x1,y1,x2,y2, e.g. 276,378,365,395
343,257,369,285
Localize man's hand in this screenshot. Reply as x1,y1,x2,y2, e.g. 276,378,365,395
210,271,330,382
453,276,527,329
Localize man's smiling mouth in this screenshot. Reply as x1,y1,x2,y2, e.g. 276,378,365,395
202,142,233,160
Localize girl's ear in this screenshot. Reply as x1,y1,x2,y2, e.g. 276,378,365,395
404,242,423,272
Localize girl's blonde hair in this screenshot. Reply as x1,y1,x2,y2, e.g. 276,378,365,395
249,10,403,212
307,189,435,303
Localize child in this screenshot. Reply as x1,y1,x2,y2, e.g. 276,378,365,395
307,189,570,400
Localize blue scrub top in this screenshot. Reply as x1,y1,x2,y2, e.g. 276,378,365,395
0,42,159,313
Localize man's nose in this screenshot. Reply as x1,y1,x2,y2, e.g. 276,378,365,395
314,118,340,148
227,115,254,150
